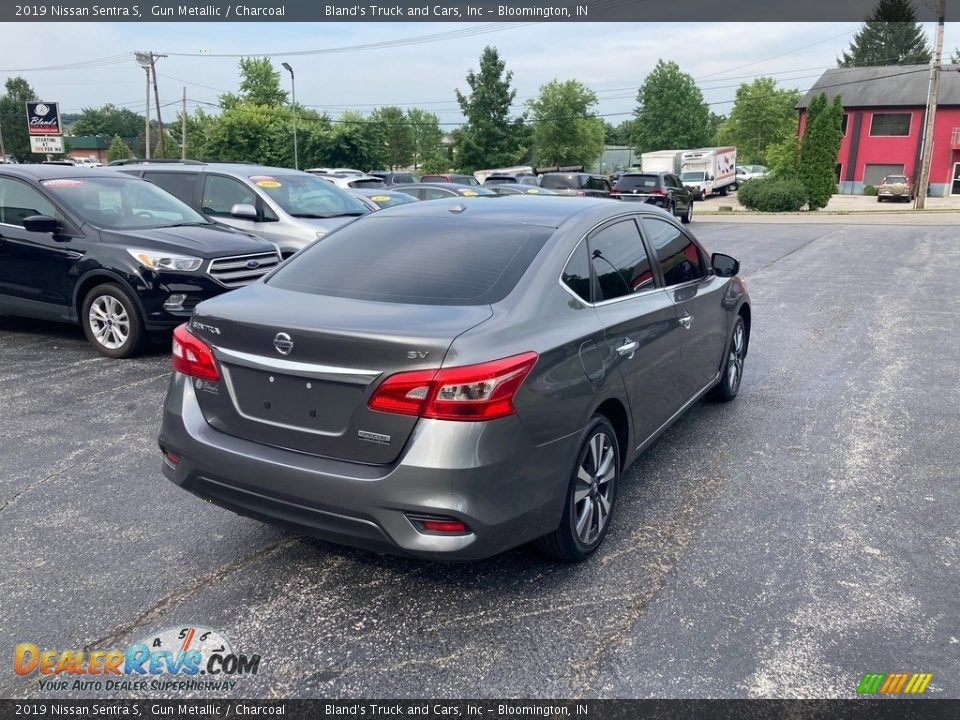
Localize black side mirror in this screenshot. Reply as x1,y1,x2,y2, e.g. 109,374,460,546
712,252,740,277
22,215,63,237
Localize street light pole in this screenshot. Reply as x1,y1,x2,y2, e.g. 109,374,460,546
281,62,298,170
135,52,152,159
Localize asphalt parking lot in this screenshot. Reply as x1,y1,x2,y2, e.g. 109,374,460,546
1,219,958,699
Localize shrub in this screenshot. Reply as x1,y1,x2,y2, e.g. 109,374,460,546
863,184,878,196
737,177,808,212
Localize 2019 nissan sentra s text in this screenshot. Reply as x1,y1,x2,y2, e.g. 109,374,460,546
159,197,750,562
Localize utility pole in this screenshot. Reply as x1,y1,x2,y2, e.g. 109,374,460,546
281,62,298,170
914,0,946,209
135,52,152,159
181,87,187,160
149,52,168,157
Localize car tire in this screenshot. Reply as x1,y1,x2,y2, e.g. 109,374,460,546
81,283,144,359
719,185,729,196
708,315,746,403
877,196,884,203
535,415,620,562
681,200,694,224
666,200,675,216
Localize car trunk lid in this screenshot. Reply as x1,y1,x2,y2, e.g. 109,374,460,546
188,284,493,464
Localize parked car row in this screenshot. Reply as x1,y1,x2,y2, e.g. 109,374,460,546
0,160,750,564
0,160,703,361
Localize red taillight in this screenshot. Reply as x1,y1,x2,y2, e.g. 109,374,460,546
649,188,667,196
576,190,587,196
368,352,538,421
172,323,219,381
163,450,181,467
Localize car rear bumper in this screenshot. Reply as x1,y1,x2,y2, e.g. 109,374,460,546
158,373,579,561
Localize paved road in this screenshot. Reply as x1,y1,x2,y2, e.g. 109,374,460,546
1,221,957,699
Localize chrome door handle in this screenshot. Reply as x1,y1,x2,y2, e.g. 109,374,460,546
617,340,639,357
679,313,693,329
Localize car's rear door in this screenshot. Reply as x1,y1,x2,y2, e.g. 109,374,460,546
640,216,728,400
587,216,684,447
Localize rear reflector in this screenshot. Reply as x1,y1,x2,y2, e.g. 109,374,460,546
368,352,538,421
408,515,471,535
163,450,181,467
172,323,219,381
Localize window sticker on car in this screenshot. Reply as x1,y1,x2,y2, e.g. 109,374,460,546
248,175,276,182
527,188,541,194
371,195,391,202
462,190,478,196
99,191,123,211
256,180,282,188
41,179,83,188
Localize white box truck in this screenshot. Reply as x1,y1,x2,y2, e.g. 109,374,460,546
640,150,685,176
680,147,737,198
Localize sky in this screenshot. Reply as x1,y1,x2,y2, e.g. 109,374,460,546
2,21,959,128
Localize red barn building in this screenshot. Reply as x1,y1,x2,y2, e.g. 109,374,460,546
798,65,960,197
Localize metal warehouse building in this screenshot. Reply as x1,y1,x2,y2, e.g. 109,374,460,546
798,64,960,197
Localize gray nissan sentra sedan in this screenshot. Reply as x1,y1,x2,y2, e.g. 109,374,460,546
159,196,750,562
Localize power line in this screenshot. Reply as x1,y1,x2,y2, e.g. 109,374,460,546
163,22,539,58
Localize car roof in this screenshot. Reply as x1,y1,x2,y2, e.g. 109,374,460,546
0,164,127,181
394,182,490,190
368,194,663,229
107,161,300,176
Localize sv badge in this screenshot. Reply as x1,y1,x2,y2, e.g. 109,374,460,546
406,350,429,359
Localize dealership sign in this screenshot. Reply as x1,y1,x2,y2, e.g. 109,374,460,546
25,101,62,135
30,136,64,154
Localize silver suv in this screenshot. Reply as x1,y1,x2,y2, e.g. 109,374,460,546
113,162,371,257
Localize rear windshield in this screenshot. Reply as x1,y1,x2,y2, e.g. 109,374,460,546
267,216,553,305
540,174,581,190
615,174,659,190
883,176,908,184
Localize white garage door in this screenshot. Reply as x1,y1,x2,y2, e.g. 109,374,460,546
864,164,905,186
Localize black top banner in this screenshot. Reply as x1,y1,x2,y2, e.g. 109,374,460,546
24,101,61,136
2,0,955,23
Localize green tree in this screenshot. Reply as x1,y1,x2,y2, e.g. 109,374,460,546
632,60,711,153
202,104,299,166
318,111,388,170
107,135,131,162
528,79,605,168
951,48,959,64
713,78,801,165
455,46,528,172
838,0,931,67
71,104,144,139
371,106,414,169
604,120,636,146
798,93,844,210
765,136,801,179
406,108,443,170
0,77,39,161
220,57,288,109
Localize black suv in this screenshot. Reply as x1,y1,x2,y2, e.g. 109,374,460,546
0,165,279,358
610,172,694,224
539,172,612,197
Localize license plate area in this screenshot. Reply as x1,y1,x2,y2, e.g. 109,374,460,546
222,365,361,434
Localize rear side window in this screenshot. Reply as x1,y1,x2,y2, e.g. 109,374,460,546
142,172,199,205
641,217,705,287
561,240,592,303
588,219,655,302
268,217,553,305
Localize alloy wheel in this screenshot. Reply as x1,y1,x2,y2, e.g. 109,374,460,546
573,431,617,545
727,320,746,393
88,295,130,350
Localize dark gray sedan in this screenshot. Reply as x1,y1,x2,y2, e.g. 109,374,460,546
159,197,750,562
